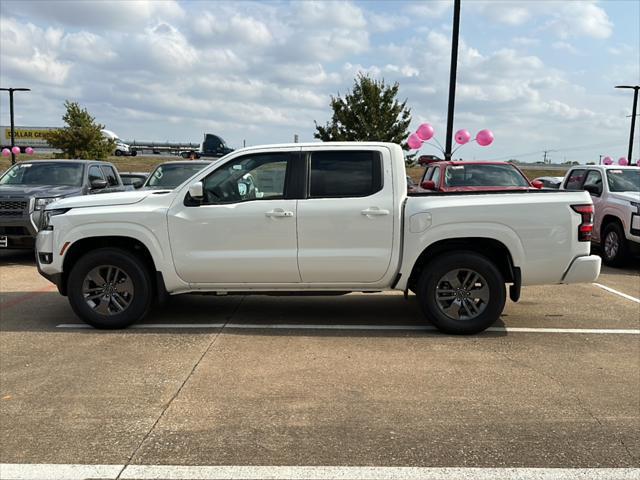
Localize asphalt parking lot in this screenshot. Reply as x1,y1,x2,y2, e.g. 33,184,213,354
0,250,638,480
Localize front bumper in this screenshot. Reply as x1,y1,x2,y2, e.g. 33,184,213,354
35,229,66,294
0,211,41,249
561,255,601,284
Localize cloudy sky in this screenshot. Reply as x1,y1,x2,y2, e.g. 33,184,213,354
0,0,638,163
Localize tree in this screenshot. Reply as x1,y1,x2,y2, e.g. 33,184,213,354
314,74,412,147
44,101,115,159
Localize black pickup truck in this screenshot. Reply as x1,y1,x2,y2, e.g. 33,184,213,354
0,160,125,249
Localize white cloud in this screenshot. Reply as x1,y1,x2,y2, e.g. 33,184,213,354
545,1,613,39
512,37,540,47
63,32,116,64
192,11,273,46
405,1,453,19
295,1,366,29
469,1,612,39
552,41,581,55
368,13,411,33
1,0,185,30
493,6,531,26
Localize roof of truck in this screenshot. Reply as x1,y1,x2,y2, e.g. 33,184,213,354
13,159,114,164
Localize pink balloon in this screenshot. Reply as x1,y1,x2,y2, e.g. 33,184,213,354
454,129,471,145
602,156,613,165
1,148,9,157
407,133,423,150
25,147,34,155
11,146,20,155
416,123,434,141
476,129,494,147
618,157,628,166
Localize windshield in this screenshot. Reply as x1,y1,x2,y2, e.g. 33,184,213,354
145,163,208,189
121,175,146,185
606,169,639,192
0,162,84,186
444,164,529,188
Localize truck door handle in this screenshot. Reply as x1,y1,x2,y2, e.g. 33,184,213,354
265,209,294,218
361,208,390,216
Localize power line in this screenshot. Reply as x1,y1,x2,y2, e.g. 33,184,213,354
485,141,623,161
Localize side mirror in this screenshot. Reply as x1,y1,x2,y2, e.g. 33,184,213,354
584,184,601,196
91,179,108,190
188,181,204,199
133,180,143,189
421,180,436,190
531,180,543,189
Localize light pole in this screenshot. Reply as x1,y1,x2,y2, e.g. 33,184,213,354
615,85,639,166
445,0,461,160
0,87,31,165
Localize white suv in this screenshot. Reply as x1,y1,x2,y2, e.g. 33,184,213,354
561,165,640,266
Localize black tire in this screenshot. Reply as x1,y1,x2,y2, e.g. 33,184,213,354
67,248,153,329
601,222,629,267
417,251,506,335
130,150,137,157
115,149,123,156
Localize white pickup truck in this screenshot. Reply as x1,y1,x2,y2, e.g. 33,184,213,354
36,143,601,334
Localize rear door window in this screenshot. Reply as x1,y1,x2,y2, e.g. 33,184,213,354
309,151,382,198
564,169,586,190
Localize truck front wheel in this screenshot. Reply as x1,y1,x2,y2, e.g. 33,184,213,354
601,222,629,267
417,252,506,335
67,248,153,329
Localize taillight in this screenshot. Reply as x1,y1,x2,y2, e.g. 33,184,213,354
571,204,594,242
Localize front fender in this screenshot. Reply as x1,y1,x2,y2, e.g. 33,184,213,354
58,222,168,268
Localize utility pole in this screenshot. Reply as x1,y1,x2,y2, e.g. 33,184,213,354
615,85,639,166
542,149,557,165
444,0,461,160
0,87,31,165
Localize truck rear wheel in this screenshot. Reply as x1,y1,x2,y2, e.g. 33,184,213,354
417,252,505,335
67,248,153,329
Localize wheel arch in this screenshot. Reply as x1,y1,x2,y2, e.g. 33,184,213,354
601,214,624,235
407,237,518,296
60,236,165,298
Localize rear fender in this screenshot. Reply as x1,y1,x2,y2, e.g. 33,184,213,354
397,222,525,291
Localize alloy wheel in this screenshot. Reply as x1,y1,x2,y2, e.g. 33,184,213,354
435,268,490,321
82,265,134,315
604,231,619,260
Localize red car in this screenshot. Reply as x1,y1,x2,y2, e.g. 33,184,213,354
418,161,543,192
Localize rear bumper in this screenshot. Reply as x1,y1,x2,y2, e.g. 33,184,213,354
561,255,601,284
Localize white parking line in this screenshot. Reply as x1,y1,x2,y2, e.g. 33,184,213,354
593,283,640,304
55,323,640,334
0,463,122,480
1,464,639,480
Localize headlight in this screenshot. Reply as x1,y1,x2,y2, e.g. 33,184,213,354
35,197,59,210
631,201,640,214
39,208,69,231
